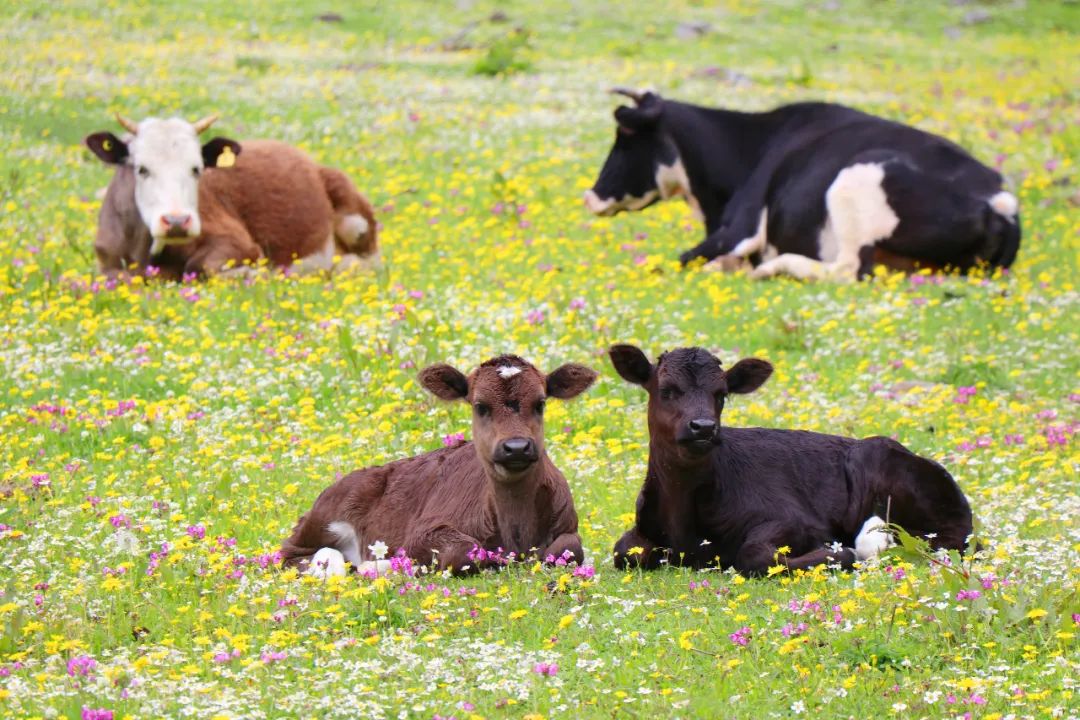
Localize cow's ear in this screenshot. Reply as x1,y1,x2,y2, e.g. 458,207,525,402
546,363,598,400
613,102,660,132
726,358,773,395
202,137,242,168
85,132,129,165
609,344,653,386
419,363,470,401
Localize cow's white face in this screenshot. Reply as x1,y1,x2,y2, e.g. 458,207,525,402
127,118,205,245
85,115,241,255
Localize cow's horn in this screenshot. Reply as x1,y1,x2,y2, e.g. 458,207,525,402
609,87,645,103
115,113,139,134
191,114,219,134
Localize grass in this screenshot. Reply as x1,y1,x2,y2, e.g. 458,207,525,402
0,1,1077,718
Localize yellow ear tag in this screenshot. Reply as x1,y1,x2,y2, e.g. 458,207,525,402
102,138,112,151
217,146,236,168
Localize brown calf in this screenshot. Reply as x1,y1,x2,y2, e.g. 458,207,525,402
281,355,598,576
85,115,378,279
609,345,975,575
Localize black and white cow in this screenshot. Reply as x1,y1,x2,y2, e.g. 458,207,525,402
584,89,1020,280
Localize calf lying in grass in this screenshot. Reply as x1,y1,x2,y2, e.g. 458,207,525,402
609,344,975,575
282,355,597,576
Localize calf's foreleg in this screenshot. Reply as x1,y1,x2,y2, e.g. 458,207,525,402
613,527,667,570
542,533,584,565
735,524,856,577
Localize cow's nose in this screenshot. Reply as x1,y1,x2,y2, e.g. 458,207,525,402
162,213,192,230
501,438,535,457
688,418,717,436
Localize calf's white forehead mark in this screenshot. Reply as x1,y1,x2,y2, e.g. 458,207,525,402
497,365,522,379
989,191,1017,218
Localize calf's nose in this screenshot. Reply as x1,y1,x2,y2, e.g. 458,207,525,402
688,418,717,436
501,438,535,458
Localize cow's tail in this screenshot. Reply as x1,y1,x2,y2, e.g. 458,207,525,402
318,166,378,256
978,191,1021,269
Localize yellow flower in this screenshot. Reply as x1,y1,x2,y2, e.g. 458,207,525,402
509,609,528,620
1026,608,1048,620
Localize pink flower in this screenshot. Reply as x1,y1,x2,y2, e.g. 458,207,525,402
81,708,113,720
532,662,558,676
67,655,96,677
729,626,752,646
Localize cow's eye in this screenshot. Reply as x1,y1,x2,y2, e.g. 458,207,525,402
534,399,546,415
192,166,201,178
659,386,681,400
136,165,150,178
475,403,491,418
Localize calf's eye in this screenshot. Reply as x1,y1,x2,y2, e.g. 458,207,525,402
475,403,491,418
137,166,150,178
534,399,546,415
192,166,201,178
659,386,681,400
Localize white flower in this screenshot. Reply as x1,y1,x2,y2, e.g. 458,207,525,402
791,700,806,714
368,540,389,560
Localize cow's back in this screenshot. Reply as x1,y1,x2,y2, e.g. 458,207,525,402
200,140,334,265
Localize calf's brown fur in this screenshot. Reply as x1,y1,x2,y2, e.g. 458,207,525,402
281,355,597,575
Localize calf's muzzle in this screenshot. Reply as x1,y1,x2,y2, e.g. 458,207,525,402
493,437,539,472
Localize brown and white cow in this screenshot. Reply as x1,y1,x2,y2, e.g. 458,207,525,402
281,354,598,577
85,114,378,279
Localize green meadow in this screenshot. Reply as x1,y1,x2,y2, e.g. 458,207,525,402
0,1,1076,718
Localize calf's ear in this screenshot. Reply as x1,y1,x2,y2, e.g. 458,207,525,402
419,363,470,401
608,344,652,386
202,138,242,168
85,132,129,165
726,358,773,395
546,364,598,400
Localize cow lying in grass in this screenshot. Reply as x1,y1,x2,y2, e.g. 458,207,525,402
608,344,975,574
281,355,598,576
585,89,1020,280
85,114,378,279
